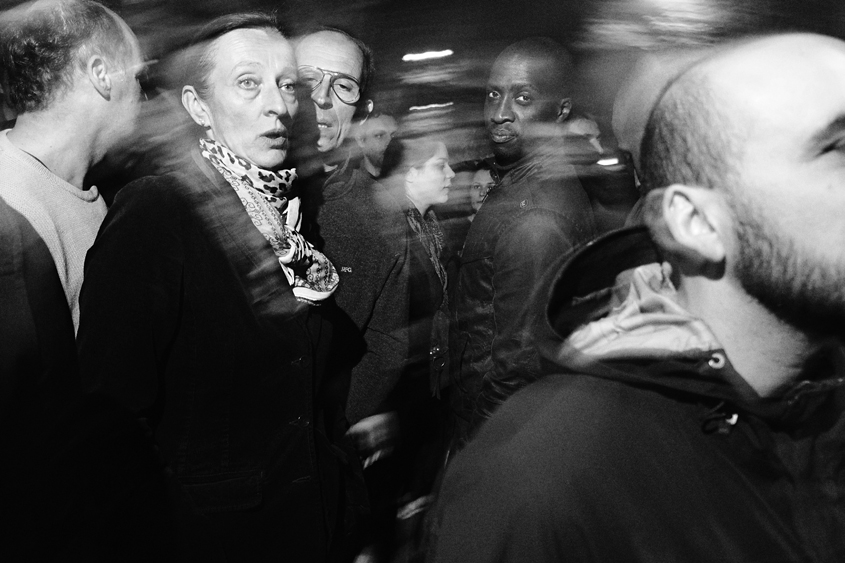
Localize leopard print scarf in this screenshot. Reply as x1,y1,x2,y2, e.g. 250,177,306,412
200,138,338,304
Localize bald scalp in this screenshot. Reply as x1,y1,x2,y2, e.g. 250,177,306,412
640,33,845,196
494,37,574,98
639,58,744,196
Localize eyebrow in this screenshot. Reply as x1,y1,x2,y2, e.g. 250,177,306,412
809,114,845,153
232,61,263,72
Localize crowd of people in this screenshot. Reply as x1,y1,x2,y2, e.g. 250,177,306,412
3,1,845,562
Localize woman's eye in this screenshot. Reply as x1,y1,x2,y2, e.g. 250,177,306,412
238,77,258,89
280,81,296,93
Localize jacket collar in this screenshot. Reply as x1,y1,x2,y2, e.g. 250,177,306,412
542,226,845,424
488,137,573,185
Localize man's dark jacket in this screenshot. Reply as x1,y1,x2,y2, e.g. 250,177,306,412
430,227,845,563
305,161,409,424
0,196,77,397
77,150,366,562
0,198,176,561
450,147,596,440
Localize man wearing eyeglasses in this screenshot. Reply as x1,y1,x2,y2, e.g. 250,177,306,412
295,29,371,165
295,28,410,453
294,29,411,560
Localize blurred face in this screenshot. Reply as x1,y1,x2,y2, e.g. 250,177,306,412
568,117,603,154
485,50,567,165
406,142,454,212
295,31,364,153
198,28,298,170
358,115,397,168
106,23,145,148
470,168,495,212
715,36,845,335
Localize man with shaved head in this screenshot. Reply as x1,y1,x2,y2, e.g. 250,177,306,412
429,34,845,562
449,38,596,446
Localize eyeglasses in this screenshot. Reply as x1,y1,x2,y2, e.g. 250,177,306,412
298,65,361,105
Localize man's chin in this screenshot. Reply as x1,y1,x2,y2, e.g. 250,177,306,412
492,143,523,165
317,131,341,154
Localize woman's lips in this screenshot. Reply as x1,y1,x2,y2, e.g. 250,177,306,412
263,129,288,148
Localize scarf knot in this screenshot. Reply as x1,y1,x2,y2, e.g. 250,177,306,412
200,138,338,304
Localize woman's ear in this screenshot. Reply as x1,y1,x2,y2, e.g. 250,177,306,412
405,166,419,186
647,184,728,278
182,85,211,130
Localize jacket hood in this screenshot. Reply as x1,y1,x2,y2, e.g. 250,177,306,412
542,226,845,424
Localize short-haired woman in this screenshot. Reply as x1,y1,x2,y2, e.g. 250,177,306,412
78,13,363,562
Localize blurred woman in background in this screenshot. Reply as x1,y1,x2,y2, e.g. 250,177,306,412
362,137,455,561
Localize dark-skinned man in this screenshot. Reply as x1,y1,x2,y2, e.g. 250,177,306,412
449,38,596,447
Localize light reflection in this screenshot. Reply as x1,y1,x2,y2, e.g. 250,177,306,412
408,102,455,112
402,49,454,62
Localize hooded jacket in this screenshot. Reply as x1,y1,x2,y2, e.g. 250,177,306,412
429,226,845,563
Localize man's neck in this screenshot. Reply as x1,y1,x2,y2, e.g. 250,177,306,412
7,110,97,189
362,157,380,178
677,275,824,398
320,145,347,170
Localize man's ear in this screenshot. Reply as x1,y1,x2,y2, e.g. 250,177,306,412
181,85,211,130
88,55,111,100
555,98,572,123
353,125,366,148
648,184,727,278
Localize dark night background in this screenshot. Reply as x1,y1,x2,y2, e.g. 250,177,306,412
4,0,845,162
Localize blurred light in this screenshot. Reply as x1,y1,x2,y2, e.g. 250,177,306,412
402,50,454,62
597,157,620,166
408,102,454,112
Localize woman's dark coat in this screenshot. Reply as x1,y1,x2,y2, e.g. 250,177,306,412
77,150,365,562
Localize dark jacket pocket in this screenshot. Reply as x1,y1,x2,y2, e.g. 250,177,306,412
180,470,262,514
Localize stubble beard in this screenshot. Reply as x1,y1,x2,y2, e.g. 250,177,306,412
732,193,845,338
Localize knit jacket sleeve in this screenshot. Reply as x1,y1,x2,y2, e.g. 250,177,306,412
344,225,411,424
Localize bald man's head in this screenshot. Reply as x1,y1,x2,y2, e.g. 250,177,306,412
495,38,574,98
642,33,845,335
640,53,743,196
485,38,574,165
